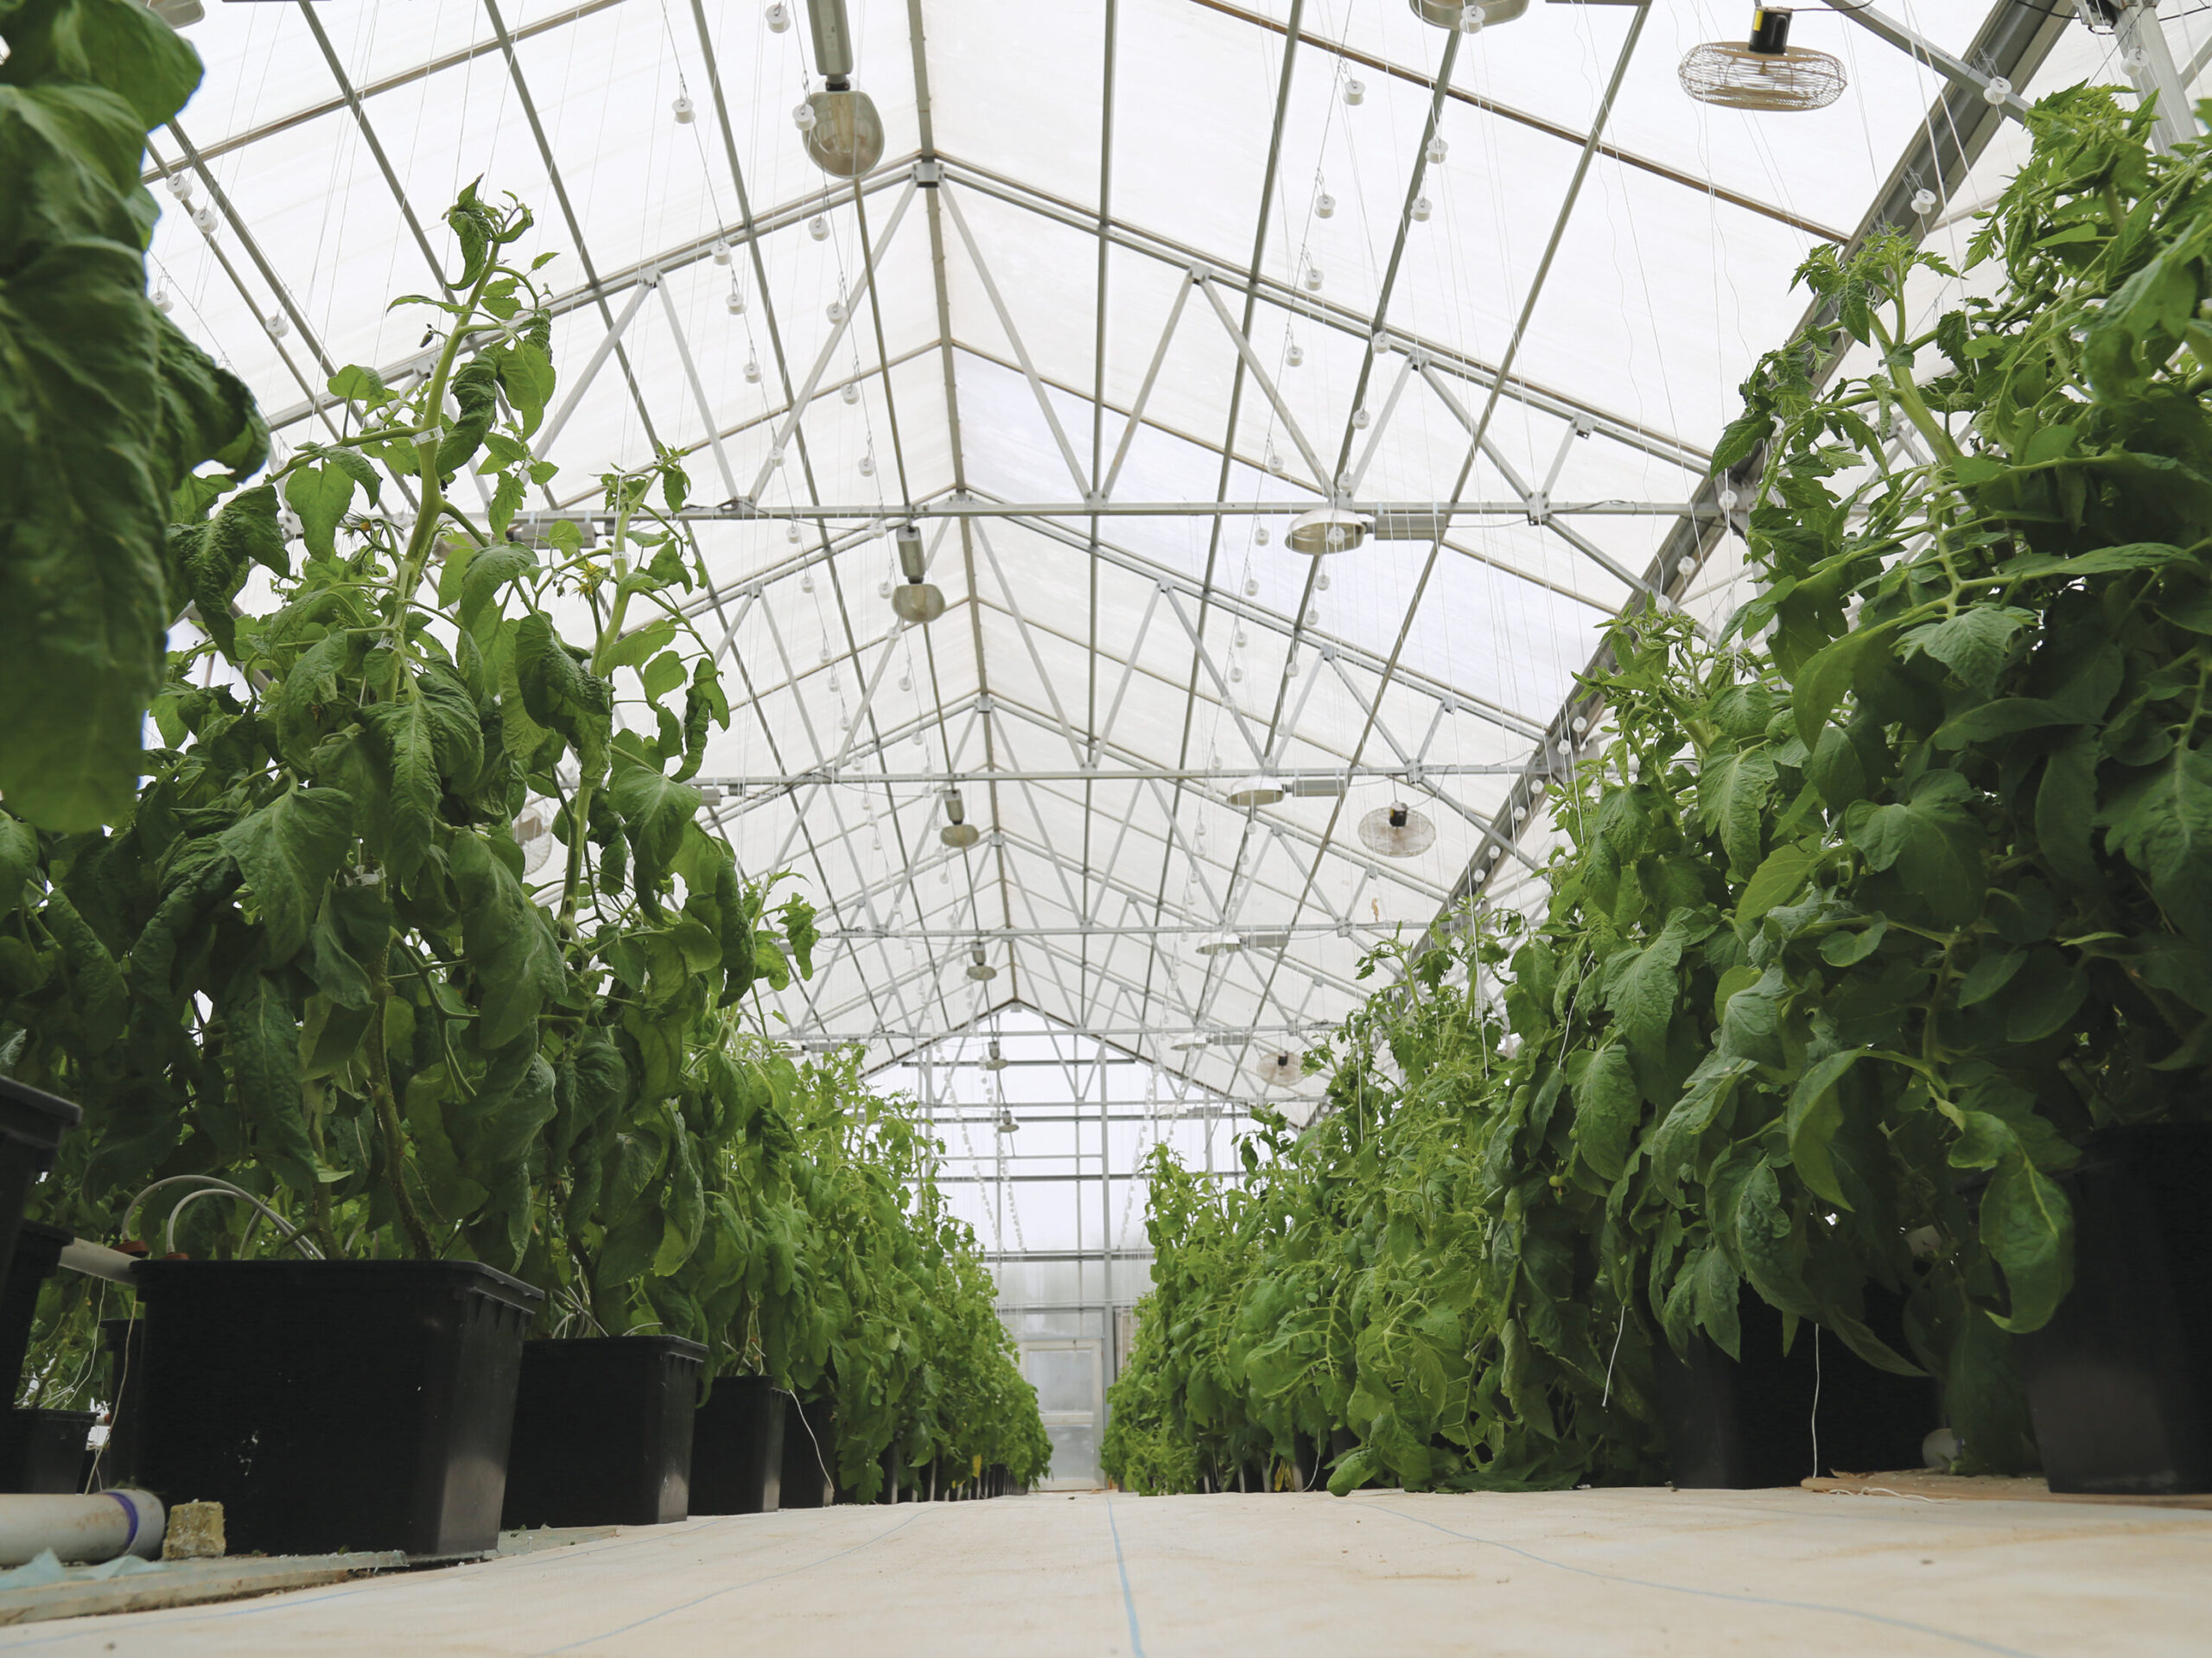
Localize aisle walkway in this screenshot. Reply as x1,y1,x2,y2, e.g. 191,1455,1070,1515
2,1487,2207,1655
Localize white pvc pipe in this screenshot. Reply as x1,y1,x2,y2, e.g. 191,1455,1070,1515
0,1491,165,1566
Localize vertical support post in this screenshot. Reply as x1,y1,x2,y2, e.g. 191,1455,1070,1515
2115,2,2193,152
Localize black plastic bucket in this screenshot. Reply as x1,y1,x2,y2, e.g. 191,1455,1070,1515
0,1222,70,1400
134,1258,542,1557
0,1081,79,1294
502,1335,705,1528
0,1408,93,1493
2009,1124,2212,1495
690,1375,784,1515
779,1394,836,1508
1653,1286,1934,1487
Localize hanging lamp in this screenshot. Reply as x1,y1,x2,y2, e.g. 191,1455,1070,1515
1410,0,1527,27
966,944,997,981
889,523,944,623
1287,506,1369,555
983,1039,1008,1071
1195,932,1244,957
1226,777,1285,807
1680,8,1846,112
1358,802,1436,858
939,789,981,848
797,0,885,176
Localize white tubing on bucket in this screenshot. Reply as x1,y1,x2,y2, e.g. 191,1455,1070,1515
0,1490,165,1566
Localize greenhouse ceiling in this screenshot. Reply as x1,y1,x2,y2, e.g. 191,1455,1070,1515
144,0,2114,1100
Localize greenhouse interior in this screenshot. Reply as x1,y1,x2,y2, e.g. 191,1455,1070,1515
1,0,2210,1648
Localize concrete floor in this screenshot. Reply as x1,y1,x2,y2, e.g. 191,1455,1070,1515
2,1487,2207,1655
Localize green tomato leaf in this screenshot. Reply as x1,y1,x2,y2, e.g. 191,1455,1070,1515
450,830,566,1047
215,785,354,962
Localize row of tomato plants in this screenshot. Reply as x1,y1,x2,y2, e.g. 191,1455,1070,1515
1104,87,2212,1495
1,1,1047,1497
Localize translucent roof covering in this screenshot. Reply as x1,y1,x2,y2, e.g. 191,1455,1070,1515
145,0,2155,1113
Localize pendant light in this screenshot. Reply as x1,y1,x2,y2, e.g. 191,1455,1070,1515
1410,0,1528,27
1358,802,1436,858
889,523,944,623
983,1039,1008,1071
1227,777,1285,807
940,788,981,848
966,944,997,981
1680,8,1846,112
1287,506,1369,555
1195,932,1244,956
796,0,885,176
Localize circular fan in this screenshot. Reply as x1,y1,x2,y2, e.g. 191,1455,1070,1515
1680,8,1845,112
512,801,558,878
1251,1050,1309,1089
1358,803,1436,859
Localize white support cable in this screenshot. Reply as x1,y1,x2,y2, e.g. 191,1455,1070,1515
536,277,656,459
1157,588,1271,767
746,181,920,503
970,523,1089,763
1194,276,1332,494
656,276,742,503
1344,350,1416,497
938,184,1096,499
1098,276,1196,500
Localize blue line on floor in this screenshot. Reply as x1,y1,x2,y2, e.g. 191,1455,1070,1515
536,1508,931,1654
1103,1495,1147,1658
1370,1501,2044,1658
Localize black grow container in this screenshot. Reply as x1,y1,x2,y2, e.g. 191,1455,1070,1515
135,1258,542,1558
0,1081,79,1293
1653,1286,1934,1488
502,1335,705,1528
0,1223,70,1399
2006,1124,2212,1496
779,1394,836,1509
0,1409,93,1493
690,1375,784,1515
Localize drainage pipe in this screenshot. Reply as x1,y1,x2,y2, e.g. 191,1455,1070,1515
0,1491,165,1566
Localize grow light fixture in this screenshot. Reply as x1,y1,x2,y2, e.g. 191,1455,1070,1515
1410,0,1527,28
147,0,203,26
939,790,981,848
1358,803,1436,858
889,524,944,624
1287,774,1347,798
1287,507,1369,556
982,1040,1008,1071
1226,777,1284,807
1195,932,1244,957
1680,9,1846,112
797,0,885,177
966,945,997,981
995,1107,1020,1134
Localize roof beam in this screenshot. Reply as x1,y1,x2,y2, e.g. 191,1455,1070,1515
1190,0,1851,245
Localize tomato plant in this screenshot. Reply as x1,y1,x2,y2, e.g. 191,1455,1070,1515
1109,88,2212,1493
